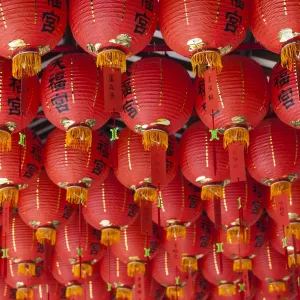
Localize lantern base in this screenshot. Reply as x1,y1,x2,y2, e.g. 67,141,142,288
17,262,36,277
166,224,186,240
66,284,83,297
116,287,133,300
12,51,41,79
224,127,249,149
227,226,250,244
288,253,300,267
268,281,286,293
97,49,126,73
181,256,198,272
36,227,56,246
201,184,223,200
281,41,300,71
66,125,92,152
101,227,121,246
270,181,292,199
134,186,157,204
72,263,93,279
0,186,18,207
233,258,252,272
66,186,88,205
16,287,33,300
191,50,222,77
218,283,236,296
166,286,184,299
127,261,145,277
0,129,11,152
285,222,300,239
142,129,168,151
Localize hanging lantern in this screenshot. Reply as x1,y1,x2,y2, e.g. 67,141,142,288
180,121,230,200
251,0,300,70
83,171,139,247
41,53,110,151
152,170,203,241
44,128,111,205
195,55,269,182
160,0,249,76
82,272,111,300
55,212,105,279
0,0,67,79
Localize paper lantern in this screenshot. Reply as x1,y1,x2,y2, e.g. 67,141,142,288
41,53,110,151
191,271,211,300
82,171,139,247
180,121,230,200
44,128,111,205
251,0,300,70
160,0,249,75
0,0,67,79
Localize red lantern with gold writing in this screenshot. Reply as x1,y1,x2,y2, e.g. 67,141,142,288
0,0,67,79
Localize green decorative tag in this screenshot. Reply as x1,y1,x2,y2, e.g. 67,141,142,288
209,129,220,141
18,132,25,147
175,277,180,285
237,197,242,209
238,283,245,292
110,127,119,141
157,196,162,208
216,243,224,253
107,283,112,292
1,248,8,258
144,248,151,258
76,247,83,257
282,237,288,248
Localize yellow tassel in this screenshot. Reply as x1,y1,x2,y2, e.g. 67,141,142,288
134,187,157,204
167,224,186,240
101,227,121,246
181,256,198,272
127,261,145,277
224,127,249,150
96,49,127,73
288,253,300,267
218,284,236,296
72,263,93,279
191,50,222,77
12,51,41,79
0,129,11,152
66,126,93,152
66,186,88,205
16,287,33,300
268,281,286,293
116,287,133,300
142,129,168,151
281,42,299,71
227,226,250,244
0,186,19,207
17,262,36,277
66,284,83,298
166,286,184,299
35,227,56,245
233,258,252,272
285,222,300,239
201,185,223,200
270,181,292,199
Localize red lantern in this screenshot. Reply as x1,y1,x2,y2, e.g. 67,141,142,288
82,171,139,247
180,121,230,200
152,170,203,240
0,0,67,79
82,272,110,300
190,271,211,300
251,0,300,70
44,128,111,205
55,212,105,280
159,0,249,76
41,53,110,151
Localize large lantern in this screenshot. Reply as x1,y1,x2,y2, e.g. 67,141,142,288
159,0,249,76
0,0,67,79
44,128,111,205
41,53,110,151
251,0,300,70
82,171,139,247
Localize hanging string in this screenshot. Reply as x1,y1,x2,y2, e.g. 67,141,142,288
212,112,217,176
79,204,82,278
175,266,178,300
157,183,161,239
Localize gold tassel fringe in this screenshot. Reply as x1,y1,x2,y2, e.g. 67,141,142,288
66,284,83,298
166,286,184,299
134,187,157,204
281,42,299,71
270,181,292,199
101,227,121,246
66,186,88,205
0,186,19,207
72,263,93,279
12,52,41,79
96,49,126,73
66,126,92,152
201,185,223,200
218,284,236,296
35,227,56,245
142,129,168,151
127,261,145,277
116,287,133,300
0,129,11,152
181,256,198,272
17,262,36,277
16,287,33,300
233,258,252,272
268,281,286,293
227,226,250,244
224,127,249,149
285,222,300,239
288,253,300,267
191,51,222,77
167,224,186,240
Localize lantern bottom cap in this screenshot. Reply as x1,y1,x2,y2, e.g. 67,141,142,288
134,186,157,204
66,284,83,297
142,129,168,151
281,41,300,71
66,125,92,152
127,261,145,277
0,128,11,152
270,181,292,199
17,262,36,277
181,256,198,272
0,185,18,207
167,224,186,240
227,226,250,244
16,287,33,300
66,186,88,205
72,263,93,279
96,49,126,73
12,51,41,79
166,286,184,299
288,253,300,267
268,281,286,293
233,258,252,272
116,287,133,300
218,283,236,296
285,222,300,239
201,184,223,200
36,227,56,245
101,227,121,246
224,127,249,149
